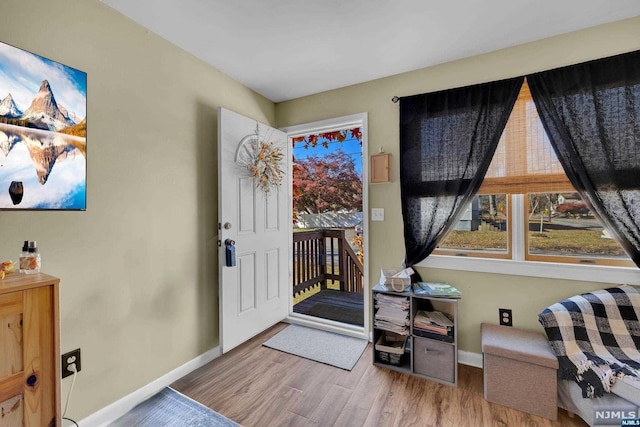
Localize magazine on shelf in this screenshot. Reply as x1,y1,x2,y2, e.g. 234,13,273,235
412,282,462,298
413,309,454,342
414,310,454,329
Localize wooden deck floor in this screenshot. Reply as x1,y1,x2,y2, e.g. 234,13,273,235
293,289,364,326
172,323,587,427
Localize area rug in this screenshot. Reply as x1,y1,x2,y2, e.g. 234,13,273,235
109,387,237,427
305,303,364,326
262,324,368,370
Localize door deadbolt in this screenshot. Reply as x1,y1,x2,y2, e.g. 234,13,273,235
224,239,236,267
223,222,232,230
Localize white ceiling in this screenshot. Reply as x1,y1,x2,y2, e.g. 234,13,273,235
102,0,640,103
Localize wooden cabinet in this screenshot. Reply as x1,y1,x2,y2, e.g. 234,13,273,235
0,273,60,426
372,284,458,386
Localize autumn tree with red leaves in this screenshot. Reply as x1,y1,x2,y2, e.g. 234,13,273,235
292,128,362,149
293,149,362,215
292,127,362,222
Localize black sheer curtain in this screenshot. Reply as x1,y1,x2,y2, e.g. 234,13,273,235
399,77,523,267
528,50,640,267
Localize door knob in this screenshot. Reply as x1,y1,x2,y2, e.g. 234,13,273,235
224,222,232,230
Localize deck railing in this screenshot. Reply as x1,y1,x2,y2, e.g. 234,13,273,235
292,229,364,297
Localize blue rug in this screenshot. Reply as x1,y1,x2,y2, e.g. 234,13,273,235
110,387,237,427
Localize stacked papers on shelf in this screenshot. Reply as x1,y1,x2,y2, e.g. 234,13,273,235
421,310,453,326
413,310,454,342
374,293,410,335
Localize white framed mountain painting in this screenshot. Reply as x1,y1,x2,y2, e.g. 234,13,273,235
0,41,87,210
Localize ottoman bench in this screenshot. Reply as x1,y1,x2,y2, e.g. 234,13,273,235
481,322,559,420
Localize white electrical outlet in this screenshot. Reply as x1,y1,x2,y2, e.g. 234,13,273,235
371,208,384,221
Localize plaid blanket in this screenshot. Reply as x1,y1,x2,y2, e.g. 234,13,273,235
538,285,640,398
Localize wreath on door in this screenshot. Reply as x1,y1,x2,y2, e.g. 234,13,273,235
235,124,284,195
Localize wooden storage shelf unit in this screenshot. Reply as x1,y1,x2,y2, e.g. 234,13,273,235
372,283,458,386
0,273,60,426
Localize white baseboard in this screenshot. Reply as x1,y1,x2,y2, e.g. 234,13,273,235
79,346,221,427
458,350,483,368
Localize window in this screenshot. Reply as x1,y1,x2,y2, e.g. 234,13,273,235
437,194,510,258
436,80,633,267
526,192,632,266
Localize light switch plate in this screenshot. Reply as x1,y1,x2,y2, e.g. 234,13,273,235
371,208,384,221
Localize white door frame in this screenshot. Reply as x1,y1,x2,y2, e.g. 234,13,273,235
280,112,370,341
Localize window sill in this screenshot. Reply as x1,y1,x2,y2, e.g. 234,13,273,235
417,254,640,285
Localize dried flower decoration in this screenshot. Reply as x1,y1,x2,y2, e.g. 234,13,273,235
236,124,285,195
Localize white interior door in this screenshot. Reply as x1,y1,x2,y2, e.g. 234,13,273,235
218,107,289,353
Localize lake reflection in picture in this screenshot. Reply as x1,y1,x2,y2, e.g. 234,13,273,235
0,40,87,210
0,123,86,209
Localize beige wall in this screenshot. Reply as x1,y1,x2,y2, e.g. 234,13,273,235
276,17,640,354
2,0,640,419
0,0,274,420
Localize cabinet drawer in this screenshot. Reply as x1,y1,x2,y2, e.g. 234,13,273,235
413,336,454,383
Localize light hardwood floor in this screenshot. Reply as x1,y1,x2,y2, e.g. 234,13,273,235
171,323,587,427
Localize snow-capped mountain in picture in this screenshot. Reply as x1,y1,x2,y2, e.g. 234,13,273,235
0,93,22,118
0,40,87,210
21,80,76,131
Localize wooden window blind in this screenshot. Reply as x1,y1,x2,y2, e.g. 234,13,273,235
478,79,574,195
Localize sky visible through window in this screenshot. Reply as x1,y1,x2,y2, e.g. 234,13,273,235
292,130,363,177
